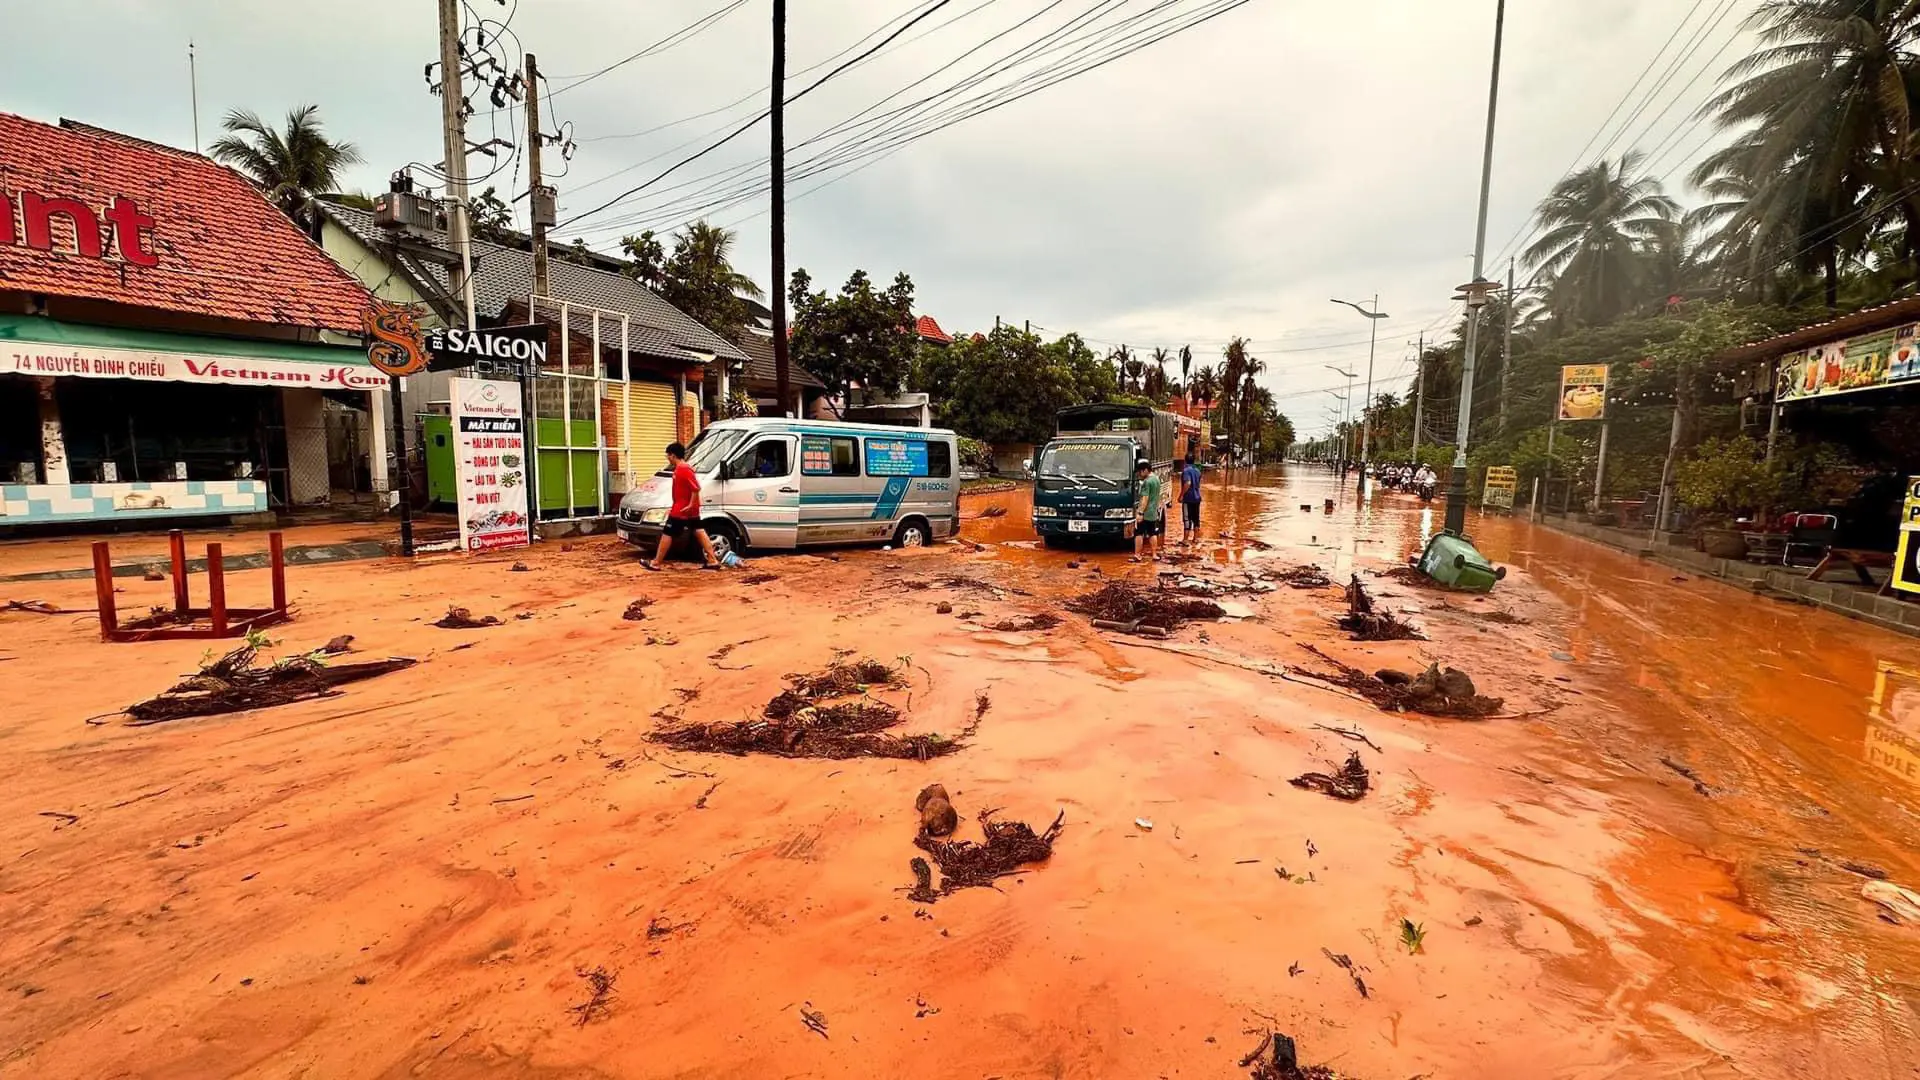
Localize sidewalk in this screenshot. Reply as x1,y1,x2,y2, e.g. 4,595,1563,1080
1535,515,1920,638
0,522,406,583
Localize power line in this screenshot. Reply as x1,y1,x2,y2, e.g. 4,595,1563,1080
547,0,751,97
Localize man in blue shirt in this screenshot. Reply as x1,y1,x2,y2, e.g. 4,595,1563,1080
1178,453,1202,544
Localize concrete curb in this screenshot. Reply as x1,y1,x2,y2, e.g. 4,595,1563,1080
2,541,394,583
1537,517,1920,639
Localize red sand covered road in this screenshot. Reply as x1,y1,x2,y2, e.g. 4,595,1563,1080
0,470,1913,1078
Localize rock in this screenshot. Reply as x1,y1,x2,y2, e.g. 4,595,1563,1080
915,784,957,838
1408,663,1476,701
1864,879,1920,923
1436,667,1477,699
935,602,953,615
142,565,166,582
1375,668,1413,686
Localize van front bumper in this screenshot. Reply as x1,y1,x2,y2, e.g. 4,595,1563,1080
617,520,664,547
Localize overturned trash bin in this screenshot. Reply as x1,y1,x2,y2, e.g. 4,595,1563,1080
1415,532,1505,593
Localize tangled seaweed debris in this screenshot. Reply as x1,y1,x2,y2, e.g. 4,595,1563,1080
1379,565,1446,590
433,606,500,629
912,808,1065,898
122,642,416,725
1321,948,1370,998
1338,575,1422,641
1268,564,1332,589
1068,581,1225,633
621,598,653,622
788,657,904,698
1240,1032,1341,1080
1289,751,1371,801
1298,645,1503,718
739,572,779,585
651,657,967,760
985,612,1063,633
569,966,616,1026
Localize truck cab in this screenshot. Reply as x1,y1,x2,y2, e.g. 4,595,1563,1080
1029,404,1180,547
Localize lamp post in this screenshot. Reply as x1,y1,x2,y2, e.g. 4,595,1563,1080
1442,0,1506,537
1324,365,1356,475
1331,296,1388,492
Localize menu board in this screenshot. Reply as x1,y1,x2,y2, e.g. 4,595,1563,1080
1557,365,1608,420
801,435,835,475
450,376,531,553
865,437,929,476
1779,322,1920,402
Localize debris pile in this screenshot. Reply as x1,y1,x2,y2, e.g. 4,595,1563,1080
739,572,779,585
1068,581,1224,636
1240,1031,1341,1080
621,598,653,621
1380,565,1445,590
1337,575,1422,641
1269,564,1333,589
977,505,1008,518
121,641,416,725
912,808,1066,898
1300,645,1504,718
1289,751,1371,801
650,657,971,760
433,606,500,629
985,612,1062,633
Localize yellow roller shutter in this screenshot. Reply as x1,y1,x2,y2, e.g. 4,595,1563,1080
610,380,678,491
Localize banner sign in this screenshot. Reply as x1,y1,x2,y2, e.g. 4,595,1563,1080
1557,364,1608,421
1777,323,1920,402
450,377,531,553
1893,475,1920,596
425,323,549,375
362,298,429,377
3,342,385,390
1482,465,1518,511
865,437,930,476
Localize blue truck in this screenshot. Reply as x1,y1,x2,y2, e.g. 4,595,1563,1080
1029,404,1190,548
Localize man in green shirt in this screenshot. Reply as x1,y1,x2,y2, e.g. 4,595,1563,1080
1134,458,1167,560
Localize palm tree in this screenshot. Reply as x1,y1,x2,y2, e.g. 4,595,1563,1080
1108,345,1138,393
662,220,764,337
1146,347,1172,400
1178,345,1194,392
1699,0,1920,307
1523,152,1678,327
209,105,362,223
1190,364,1219,410
1219,337,1252,445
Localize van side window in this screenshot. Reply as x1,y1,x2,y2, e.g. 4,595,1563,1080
801,435,861,476
829,437,860,476
926,440,952,478
731,439,790,479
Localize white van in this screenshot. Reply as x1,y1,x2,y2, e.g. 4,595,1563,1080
616,418,962,558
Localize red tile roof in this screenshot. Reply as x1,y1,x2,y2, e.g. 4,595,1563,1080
914,314,953,344
0,113,372,334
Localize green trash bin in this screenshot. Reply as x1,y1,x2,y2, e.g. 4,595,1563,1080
1416,532,1506,593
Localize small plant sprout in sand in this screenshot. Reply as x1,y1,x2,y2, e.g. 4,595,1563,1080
1399,917,1427,954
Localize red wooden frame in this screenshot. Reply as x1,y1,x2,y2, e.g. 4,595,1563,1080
94,530,291,642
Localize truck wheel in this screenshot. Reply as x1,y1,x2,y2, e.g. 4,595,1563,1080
894,518,932,548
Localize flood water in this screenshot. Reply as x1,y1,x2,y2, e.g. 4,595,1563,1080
967,463,1920,1074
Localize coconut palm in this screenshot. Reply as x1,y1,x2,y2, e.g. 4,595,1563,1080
1190,364,1219,408
1108,345,1139,393
1146,347,1172,399
209,105,362,222
1698,0,1920,307
1523,152,1678,327
1219,337,1253,444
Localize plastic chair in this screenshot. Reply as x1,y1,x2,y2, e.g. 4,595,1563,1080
1782,513,1839,567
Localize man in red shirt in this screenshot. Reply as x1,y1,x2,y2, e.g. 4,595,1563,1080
643,442,723,571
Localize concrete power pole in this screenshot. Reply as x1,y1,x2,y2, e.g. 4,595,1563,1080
437,0,477,328
1498,255,1514,435
525,53,550,298
1411,332,1425,459
770,0,792,415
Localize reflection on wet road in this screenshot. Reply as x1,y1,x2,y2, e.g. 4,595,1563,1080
966,464,1920,1074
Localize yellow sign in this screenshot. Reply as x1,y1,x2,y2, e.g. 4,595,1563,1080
1868,662,1920,788
1482,465,1517,511
1558,364,1608,421
1894,475,1920,595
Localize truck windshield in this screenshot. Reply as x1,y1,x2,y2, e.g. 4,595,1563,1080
1036,442,1134,489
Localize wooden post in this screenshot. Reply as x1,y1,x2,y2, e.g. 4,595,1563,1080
92,541,118,642
206,543,228,636
168,529,190,615
269,531,287,614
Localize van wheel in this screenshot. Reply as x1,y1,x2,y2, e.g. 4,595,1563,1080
705,520,742,561
894,518,932,548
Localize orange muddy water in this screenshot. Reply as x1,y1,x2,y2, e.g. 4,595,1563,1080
1,465,1915,1078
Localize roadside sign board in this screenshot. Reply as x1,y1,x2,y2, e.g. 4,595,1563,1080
362,298,429,377
1893,475,1920,595
1557,364,1608,421
450,376,531,553
1483,465,1518,511
425,323,549,376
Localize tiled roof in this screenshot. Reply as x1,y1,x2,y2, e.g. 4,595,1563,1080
915,314,953,343
0,113,372,334
319,202,747,364
732,328,825,389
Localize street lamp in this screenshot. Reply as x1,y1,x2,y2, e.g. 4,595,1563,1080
1324,365,1356,474
1331,296,1388,492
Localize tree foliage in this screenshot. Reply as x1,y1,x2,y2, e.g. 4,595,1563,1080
788,268,919,404
209,104,362,223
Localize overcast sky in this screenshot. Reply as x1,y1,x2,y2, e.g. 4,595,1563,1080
5,1,1758,436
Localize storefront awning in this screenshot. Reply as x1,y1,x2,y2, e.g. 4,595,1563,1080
0,314,384,392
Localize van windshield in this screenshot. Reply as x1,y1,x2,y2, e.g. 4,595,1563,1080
680,429,747,475
1036,441,1134,490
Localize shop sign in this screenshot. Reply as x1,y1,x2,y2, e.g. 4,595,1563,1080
1482,465,1518,511
362,298,429,377
2,343,385,390
450,376,531,553
425,324,549,375
0,191,158,266
1557,364,1608,420
1777,322,1920,402
1892,475,1920,596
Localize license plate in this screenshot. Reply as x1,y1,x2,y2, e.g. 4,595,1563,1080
1068,519,1090,533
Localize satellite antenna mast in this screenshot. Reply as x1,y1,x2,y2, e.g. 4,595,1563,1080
188,40,201,152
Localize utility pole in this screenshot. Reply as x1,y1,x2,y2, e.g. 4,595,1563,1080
1443,0,1505,537
1498,255,1514,435
525,53,550,298
437,0,477,328
1411,332,1425,459
770,0,792,414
